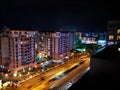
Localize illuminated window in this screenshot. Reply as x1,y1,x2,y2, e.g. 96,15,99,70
107,41,114,45
109,35,114,40
117,35,120,40
117,29,120,34
118,48,120,52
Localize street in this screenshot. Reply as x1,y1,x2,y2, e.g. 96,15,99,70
5,55,90,90
31,56,90,90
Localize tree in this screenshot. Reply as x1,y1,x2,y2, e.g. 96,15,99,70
75,39,82,48
75,39,86,51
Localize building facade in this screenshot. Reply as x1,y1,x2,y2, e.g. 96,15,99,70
0,27,37,72
0,28,76,72
107,20,120,45
37,31,75,60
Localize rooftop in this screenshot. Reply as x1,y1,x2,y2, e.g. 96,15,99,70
69,44,120,90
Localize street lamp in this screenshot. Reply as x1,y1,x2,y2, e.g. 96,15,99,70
19,73,22,77
34,65,37,68
23,69,25,73
13,71,17,77
13,73,17,77
0,80,2,89
5,74,8,77
29,67,31,71
118,48,120,51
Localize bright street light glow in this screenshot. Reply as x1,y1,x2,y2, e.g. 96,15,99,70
118,48,120,51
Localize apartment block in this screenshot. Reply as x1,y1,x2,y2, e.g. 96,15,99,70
37,31,75,60
107,20,120,45
0,27,37,71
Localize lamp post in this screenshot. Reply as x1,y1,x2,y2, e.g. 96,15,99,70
13,71,17,77
0,80,2,89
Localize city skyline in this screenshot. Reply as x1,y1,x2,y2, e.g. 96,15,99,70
0,1,120,89
0,23,119,89
0,28,92,90
0,0,120,32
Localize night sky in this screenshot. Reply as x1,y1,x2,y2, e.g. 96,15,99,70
0,0,120,32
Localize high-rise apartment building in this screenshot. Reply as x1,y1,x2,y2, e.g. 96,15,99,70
37,31,75,60
69,32,76,50
37,32,48,51
107,20,120,45
0,27,37,71
0,28,75,71
51,32,69,60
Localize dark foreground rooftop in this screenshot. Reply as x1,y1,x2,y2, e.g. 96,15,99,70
91,44,120,60
69,44,120,90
